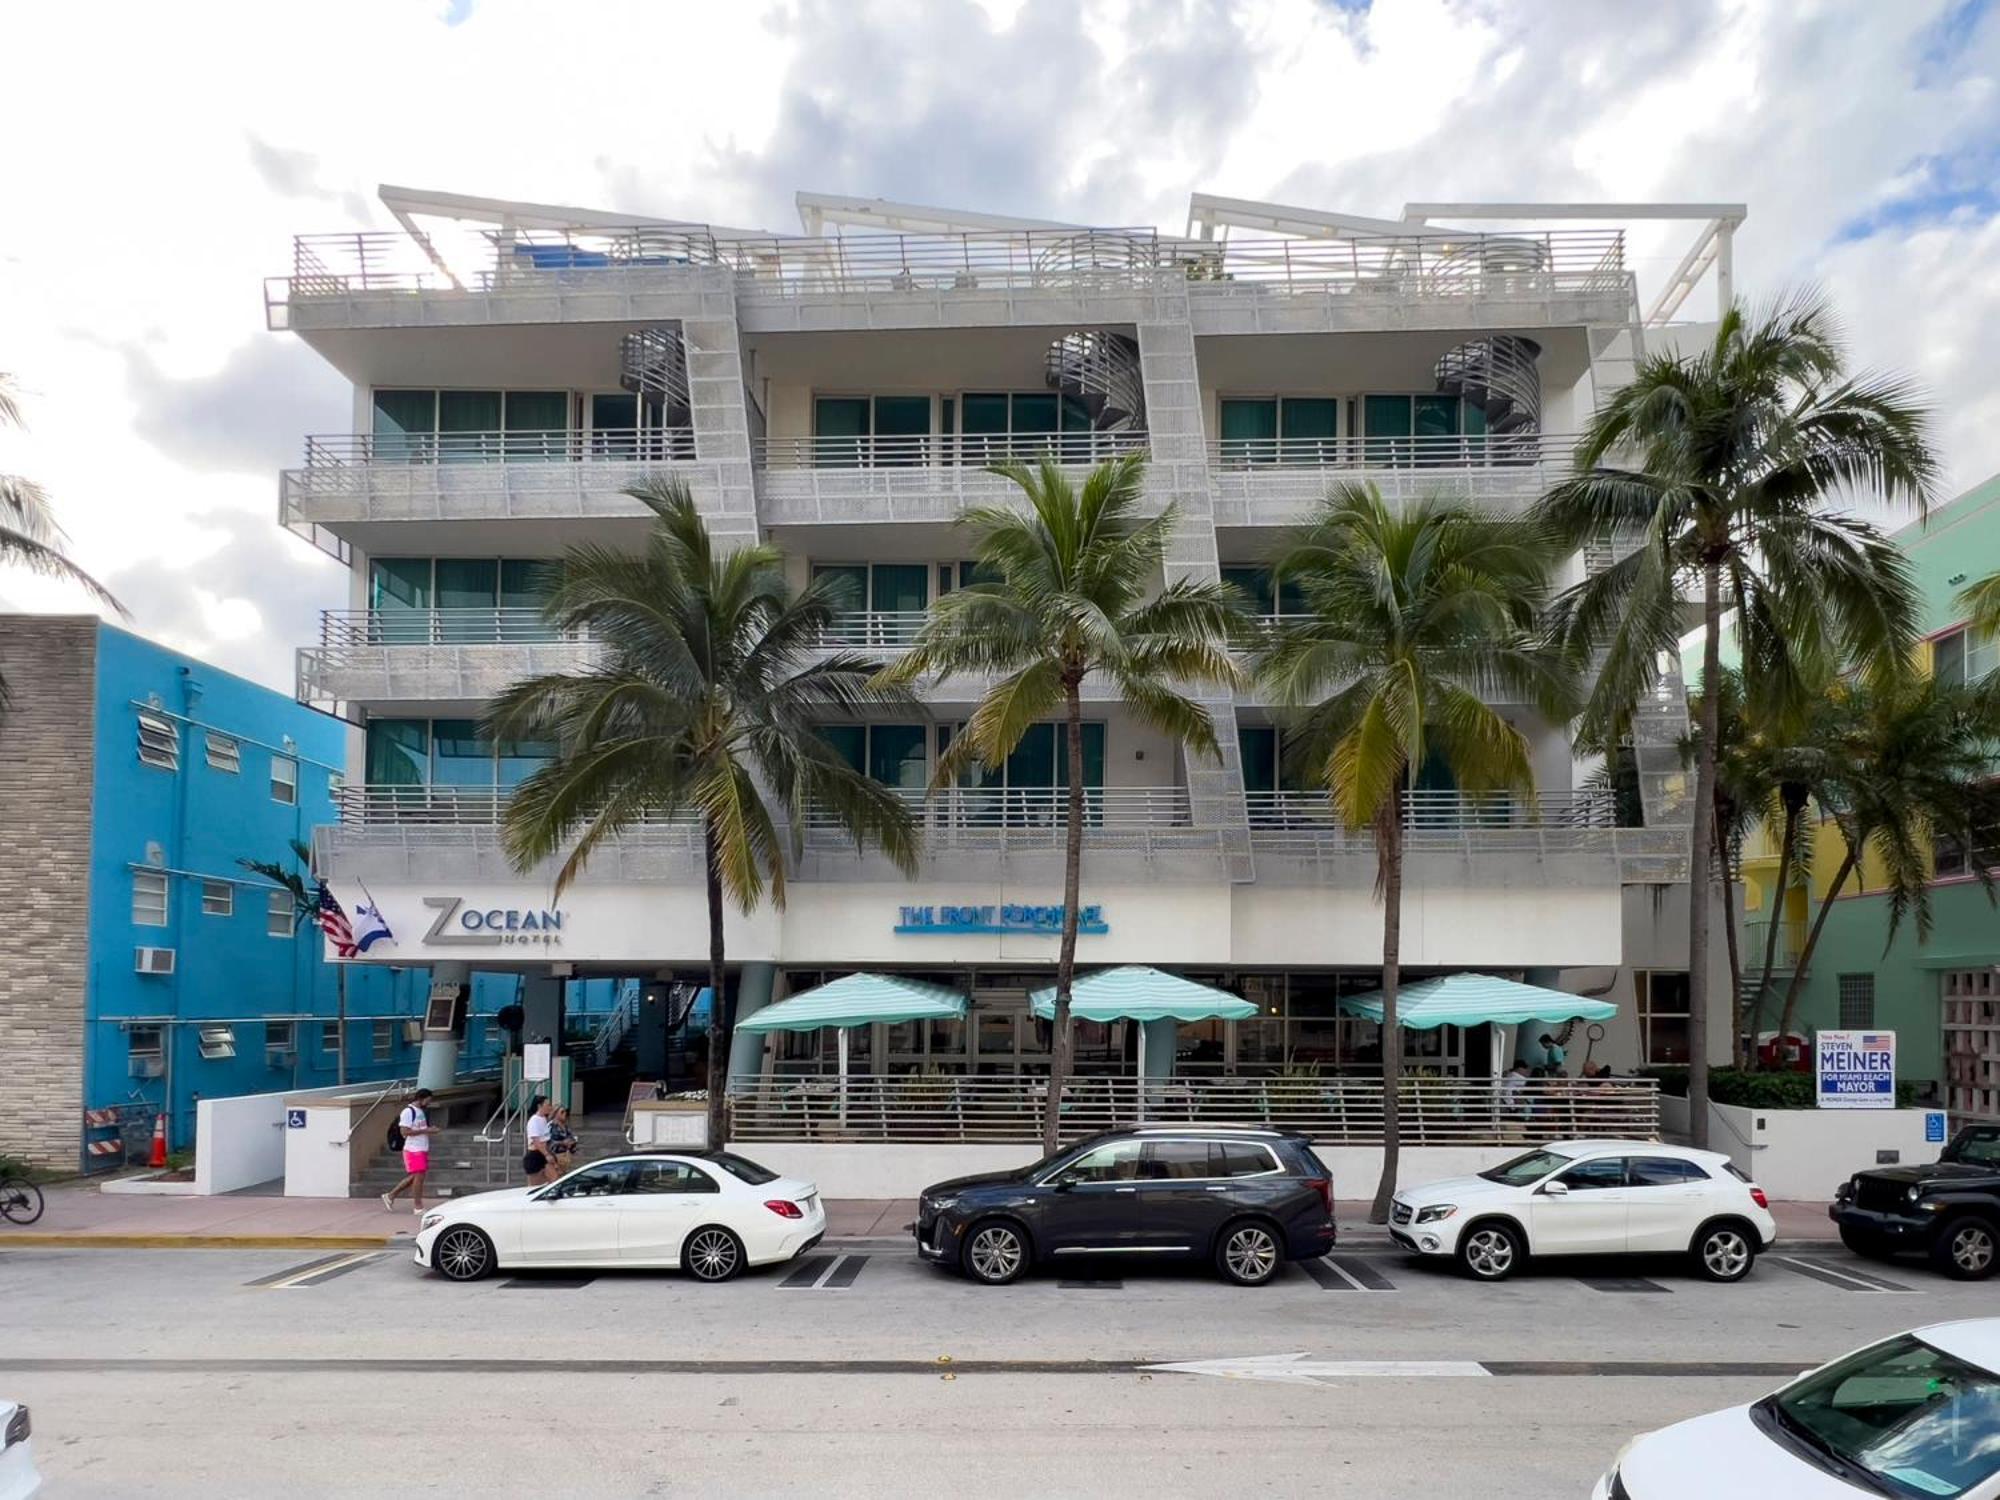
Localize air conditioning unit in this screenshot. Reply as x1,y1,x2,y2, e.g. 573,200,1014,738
128,1055,164,1079
402,1020,425,1045
134,947,177,975
265,1047,297,1069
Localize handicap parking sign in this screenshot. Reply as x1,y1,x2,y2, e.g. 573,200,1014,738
286,1108,307,1129
1927,1111,1947,1144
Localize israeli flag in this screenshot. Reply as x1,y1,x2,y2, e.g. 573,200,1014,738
352,895,396,952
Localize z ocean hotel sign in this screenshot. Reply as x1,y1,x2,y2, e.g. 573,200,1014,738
896,902,1108,936
422,895,566,948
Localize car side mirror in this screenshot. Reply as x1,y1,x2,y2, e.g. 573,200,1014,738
1051,1177,1075,1193
1540,1180,1570,1197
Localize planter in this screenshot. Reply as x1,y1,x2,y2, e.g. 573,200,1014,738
99,1170,200,1197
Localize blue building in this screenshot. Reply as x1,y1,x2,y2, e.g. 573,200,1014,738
0,617,623,1171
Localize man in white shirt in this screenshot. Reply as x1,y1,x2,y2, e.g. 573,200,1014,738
382,1087,436,1213
523,1096,555,1184
1499,1062,1531,1120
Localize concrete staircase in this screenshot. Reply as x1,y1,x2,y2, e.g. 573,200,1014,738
350,1116,633,1201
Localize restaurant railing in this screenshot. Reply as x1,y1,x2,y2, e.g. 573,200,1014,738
301,429,697,467
1205,431,1573,471
729,1073,1661,1145
755,431,1150,470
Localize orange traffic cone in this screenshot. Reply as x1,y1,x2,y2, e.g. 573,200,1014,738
149,1113,167,1168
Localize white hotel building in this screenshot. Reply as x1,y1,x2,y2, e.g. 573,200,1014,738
272,186,1741,1093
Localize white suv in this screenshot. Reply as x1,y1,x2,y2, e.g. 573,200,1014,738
1389,1139,1776,1282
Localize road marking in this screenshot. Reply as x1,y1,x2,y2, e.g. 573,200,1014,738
1329,1255,1394,1290
1577,1275,1671,1294
255,1251,384,1291
244,1252,355,1288
1147,1354,1489,1385
1770,1256,1913,1293
822,1254,868,1288
1482,1360,1811,1378
779,1254,836,1289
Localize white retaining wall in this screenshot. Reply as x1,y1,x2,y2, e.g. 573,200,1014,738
196,1082,360,1196
1660,1096,1948,1199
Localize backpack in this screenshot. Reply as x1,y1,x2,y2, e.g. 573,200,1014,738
386,1114,405,1150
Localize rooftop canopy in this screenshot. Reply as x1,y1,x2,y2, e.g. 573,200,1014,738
734,973,966,1033
1338,973,1617,1031
1029,966,1258,1024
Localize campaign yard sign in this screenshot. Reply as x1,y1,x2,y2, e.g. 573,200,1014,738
1817,1030,1896,1110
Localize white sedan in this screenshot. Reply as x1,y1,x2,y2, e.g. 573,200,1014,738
414,1149,825,1282
0,1400,40,1500
1598,1319,2000,1498
1389,1139,1776,1281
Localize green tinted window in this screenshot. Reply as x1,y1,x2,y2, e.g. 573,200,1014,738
814,398,870,436
960,394,1009,434
868,725,927,789
430,719,492,785
1239,726,1277,796
1279,399,1337,439
1220,400,1278,440
822,725,865,773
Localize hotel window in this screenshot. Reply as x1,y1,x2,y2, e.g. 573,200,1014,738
266,1020,296,1053
1237,725,1310,811
132,870,169,927
1219,567,1307,621
1838,973,1877,1030
270,755,298,805
128,1024,164,1064
367,557,555,643
200,880,234,918
320,1021,341,1054
938,720,1106,825
372,1020,395,1063
267,890,295,938
370,388,570,462
822,723,929,792
205,733,240,773
1934,625,1999,688
137,709,180,770
1360,393,1489,467
1217,398,1339,465
197,1024,236,1061
810,562,928,640
958,391,1096,463
1636,971,1691,1065
812,395,934,465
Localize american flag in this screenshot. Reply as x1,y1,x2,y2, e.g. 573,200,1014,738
316,882,357,959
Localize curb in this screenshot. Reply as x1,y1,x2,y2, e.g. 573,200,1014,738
0,1234,393,1250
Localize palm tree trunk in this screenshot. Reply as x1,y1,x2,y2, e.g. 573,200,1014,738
1747,794,1802,1068
1042,679,1087,1157
702,817,731,1151
1717,806,1743,1072
1369,794,1404,1225
1776,840,1860,1051
1685,558,1723,1149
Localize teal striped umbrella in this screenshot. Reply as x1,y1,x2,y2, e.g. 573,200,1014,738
1338,972,1617,1030
734,973,966,1032
1029,966,1258,1022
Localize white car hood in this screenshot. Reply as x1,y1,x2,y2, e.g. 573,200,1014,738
436,1185,541,1216
1396,1174,1525,1209
1618,1406,1859,1499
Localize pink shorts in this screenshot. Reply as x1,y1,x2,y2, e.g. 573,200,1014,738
403,1150,430,1174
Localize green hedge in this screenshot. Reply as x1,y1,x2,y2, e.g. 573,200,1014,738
1641,1068,1920,1111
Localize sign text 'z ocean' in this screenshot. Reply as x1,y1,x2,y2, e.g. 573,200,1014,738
896,903,1108,936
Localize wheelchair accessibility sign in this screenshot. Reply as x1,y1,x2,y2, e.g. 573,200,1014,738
1816,1030,1895,1110
287,1108,307,1129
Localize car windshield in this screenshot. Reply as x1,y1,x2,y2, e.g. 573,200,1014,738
1759,1335,2000,1498
1946,1131,2000,1167
1479,1149,1573,1186
704,1152,780,1186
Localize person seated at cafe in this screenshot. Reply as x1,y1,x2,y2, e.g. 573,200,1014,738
1499,1060,1532,1119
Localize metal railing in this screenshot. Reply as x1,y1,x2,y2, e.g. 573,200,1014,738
1206,431,1572,471
1246,789,1621,851
801,786,1193,844
302,430,697,467
1741,918,1806,972
589,982,644,1069
335,784,696,830
319,608,571,647
475,1074,549,1184
755,431,1149,470
730,1073,1660,1145
1199,231,1627,293
812,612,927,649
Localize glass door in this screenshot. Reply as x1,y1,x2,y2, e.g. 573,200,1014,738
870,396,930,466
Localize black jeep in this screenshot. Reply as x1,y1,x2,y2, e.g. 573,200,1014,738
1830,1124,2000,1279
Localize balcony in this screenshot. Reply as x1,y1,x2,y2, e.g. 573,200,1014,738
1209,432,1574,527
297,609,593,712
280,429,716,556
753,431,1151,525
1742,917,1807,975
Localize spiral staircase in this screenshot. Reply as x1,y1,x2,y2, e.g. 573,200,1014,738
619,325,692,427
1433,334,1543,435
1045,330,1146,431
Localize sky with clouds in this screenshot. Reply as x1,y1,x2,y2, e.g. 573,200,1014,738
1,0,1997,690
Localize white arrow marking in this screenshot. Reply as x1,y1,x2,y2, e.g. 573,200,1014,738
1143,1353,1490,1385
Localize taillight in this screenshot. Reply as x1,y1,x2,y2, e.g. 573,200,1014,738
1306,1177,1333,1214
765,1199,803,1219
1750,1187,1769,1209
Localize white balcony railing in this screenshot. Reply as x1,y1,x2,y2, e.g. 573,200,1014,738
1247,789,1621,853
755,432,1149,470
812,612,927,650
318,608,570,648
302,430,697,467
730,1073,1661,1145
1198,231,1627,294
1206,431,1573,472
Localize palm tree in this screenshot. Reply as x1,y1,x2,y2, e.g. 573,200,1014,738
1535,290,1936,1145
1773,676,2000,1045
1959,572,2000,639
1255,485,1573,1222
487,479,921,1149
0,372,125,709
881,454,1245,1154
240,839,345,1083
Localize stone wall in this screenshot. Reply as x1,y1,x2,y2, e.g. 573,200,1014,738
0,616,97,1168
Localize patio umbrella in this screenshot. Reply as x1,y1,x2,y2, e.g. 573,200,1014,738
1337,972,1617,1030
735,973,967,1126
1029,967,1257,1117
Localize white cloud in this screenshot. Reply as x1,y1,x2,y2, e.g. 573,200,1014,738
1,0,1997,687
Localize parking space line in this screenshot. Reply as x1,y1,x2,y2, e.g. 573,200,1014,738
1819,1261,1914,1292
1577,1275,1672,1294
243,1252,355,1289
283,1252,387,1288
779,1254,836,1289
822,1254,868,1288
255,1251,384,1291
1770,1256,1913,1292
1328,1256,1395,1290
1298,1257,1359,1290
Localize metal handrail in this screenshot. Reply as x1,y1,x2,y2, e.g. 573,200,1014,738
1205,431,1573,471
318,608,574,648
330,1074,419,1147
755,431,1149,470
303,430,697,466
590,981,644,1069
1199,231,1626,290
731,1073,1660,1145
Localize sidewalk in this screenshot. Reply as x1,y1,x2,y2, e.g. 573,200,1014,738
0,1181,1838,1249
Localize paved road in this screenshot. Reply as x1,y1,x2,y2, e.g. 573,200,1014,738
1,1237,1981,1497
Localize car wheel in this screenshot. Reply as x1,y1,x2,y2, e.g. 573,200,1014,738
961,1220,1029,1285
1932,1217,1999,1280
433,1225,494,1282
1458,1221,1522,1281
1839,1225,1898,1261
683,1226,745,1283
1694,1222,1757,1283
1216,1220,1282,1286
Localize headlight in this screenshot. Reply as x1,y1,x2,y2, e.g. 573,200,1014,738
928,1196,959,1214
1415,1204,1458,1224
420,1211,444,1231
1908,1185,1922,1202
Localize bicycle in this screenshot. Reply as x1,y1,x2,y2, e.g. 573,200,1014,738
0,1172,44,1225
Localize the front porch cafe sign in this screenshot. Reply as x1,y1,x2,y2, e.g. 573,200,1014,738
422,895,566,947
895,901,1108,936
